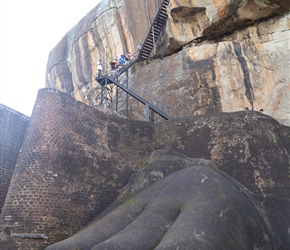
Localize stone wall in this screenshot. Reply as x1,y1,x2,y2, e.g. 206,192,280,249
0,88,154,249
0,104,29,214
154,112,290,199
0,88,289,249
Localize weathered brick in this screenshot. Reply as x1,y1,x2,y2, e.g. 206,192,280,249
0,88,289,250
0,104,29,214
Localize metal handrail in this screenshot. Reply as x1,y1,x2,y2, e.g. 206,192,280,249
95,0,174,120
127,80,182,119
138,0,169,60
116,73,181,119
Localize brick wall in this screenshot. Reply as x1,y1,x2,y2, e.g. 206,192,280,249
0,88,289,250
0,88,154,249
0,104,29,215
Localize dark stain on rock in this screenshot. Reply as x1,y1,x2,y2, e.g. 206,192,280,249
233,42,254,109
75,44,86,84
170,6,206,22
181,56,222,114
226,0,241,16
56,61,74,93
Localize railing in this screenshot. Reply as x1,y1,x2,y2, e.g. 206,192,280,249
95,0,175,121
138,0,169,60
128,81,181,119
97,75,173,121
116,74,182,119
101,1,168,78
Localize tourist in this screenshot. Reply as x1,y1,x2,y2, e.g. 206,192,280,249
117,55,126,66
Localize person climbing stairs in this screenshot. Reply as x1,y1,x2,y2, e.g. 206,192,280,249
96,0,172,121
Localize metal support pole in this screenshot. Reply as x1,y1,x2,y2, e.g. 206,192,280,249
116,86,119,111
153,26,155,55
125,70,129,117
101,86,104,105
104,78,108,105
146,104,150,122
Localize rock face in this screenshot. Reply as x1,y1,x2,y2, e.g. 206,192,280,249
45,0,290,126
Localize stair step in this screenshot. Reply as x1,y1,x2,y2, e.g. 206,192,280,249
136,0,170,61
144,40,153,44
154,25,164,29
159,13,167,18
154,21,164,26
155,20,165,24
146,38,153,42
150,30,161,36
158,15,167,19
158,12,167,17
152,27,162,32
159,11,167,15
155,19,165,23
142,50,151,54
143,46,152,50
143,44,152,48
144,44,153,48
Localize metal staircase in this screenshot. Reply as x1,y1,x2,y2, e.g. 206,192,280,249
113,58,139,78
96,76,172,121
113,0,169,79
95,0,173,122
138,0,170,61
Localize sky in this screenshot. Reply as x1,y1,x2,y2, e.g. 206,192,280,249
0,0,101,116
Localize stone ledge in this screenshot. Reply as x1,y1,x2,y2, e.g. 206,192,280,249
10,233,46,239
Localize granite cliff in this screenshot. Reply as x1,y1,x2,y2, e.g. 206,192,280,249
45,0,290,125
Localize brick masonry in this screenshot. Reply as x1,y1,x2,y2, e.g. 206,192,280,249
0,88,154,249
0,104,29,215
0,88,289,250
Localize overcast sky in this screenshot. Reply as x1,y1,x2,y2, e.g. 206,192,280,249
0,0,101,116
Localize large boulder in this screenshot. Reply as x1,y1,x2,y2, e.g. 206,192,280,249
45,0,290,126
